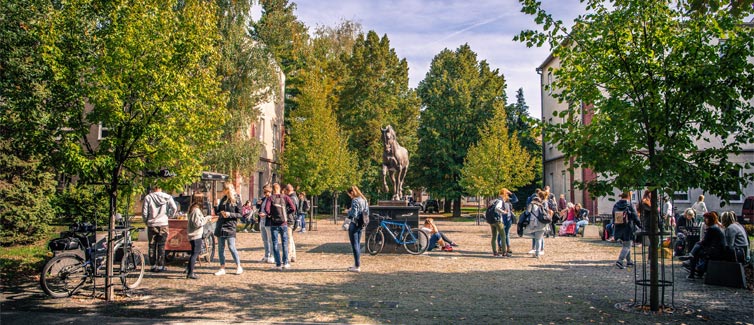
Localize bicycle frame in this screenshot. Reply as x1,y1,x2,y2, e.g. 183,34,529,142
378,219,418,245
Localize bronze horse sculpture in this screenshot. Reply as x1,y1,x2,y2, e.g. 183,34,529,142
381,125,409,200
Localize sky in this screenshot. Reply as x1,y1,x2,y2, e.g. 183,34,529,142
256,0,587,119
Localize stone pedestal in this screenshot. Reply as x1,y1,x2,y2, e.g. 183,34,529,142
366,205,421,253
377,200,407,206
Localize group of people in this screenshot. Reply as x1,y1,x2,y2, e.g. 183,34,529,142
676,210,750,279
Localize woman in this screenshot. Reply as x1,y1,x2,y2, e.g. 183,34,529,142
346,185,368,272
422,218,453,252
679,211,726,279
573,203,589,236
721,211,750,263
691,195,708,226
500,189,517,253
186,193,211,279
524,190,550,258
490,189,510,257
257,186,273,263
214,184,243,276
636,191,653,245
298,192,309,233
240,200,257,233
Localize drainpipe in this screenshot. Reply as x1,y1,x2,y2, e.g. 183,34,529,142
536,67,546,188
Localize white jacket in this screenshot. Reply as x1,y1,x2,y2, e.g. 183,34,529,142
142,191,176,227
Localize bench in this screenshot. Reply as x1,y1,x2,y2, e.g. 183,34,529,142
703,260,747,288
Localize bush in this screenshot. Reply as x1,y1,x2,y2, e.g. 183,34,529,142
51,185,110,225
744,224,754,237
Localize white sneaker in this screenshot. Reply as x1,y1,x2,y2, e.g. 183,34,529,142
347,266,361,273
274,265,282,271
235,267,243,275
267,257,275,264
214,269,226,276
260,257,268,263
528,249,536,255
283,263,291,269
538,250,545,256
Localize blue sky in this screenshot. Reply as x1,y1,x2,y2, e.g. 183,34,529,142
258,0,587,119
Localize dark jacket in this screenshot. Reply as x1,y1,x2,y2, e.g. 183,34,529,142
263,194,296,226
698,224,726,260
613,199,641,241
215,194,242,237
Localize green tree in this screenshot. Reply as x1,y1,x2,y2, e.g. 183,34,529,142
505,88,543,208
0,1,58,245
460,106,538,198
517,0,754,310
41,0,225,300
337,30,420,198
416,44,507,216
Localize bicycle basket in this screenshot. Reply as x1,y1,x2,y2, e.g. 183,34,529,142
48,237,80,251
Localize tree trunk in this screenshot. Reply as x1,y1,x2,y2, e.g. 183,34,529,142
453,196,461,218
443,197,451,213
649,188,660,311
105,167,120,301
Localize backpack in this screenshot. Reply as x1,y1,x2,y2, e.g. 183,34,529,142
517,210,531,237
301,199,311,213
614,208,628,225
485,200,502,224
354,198,369,228
533,203,552,224
269,195,287,226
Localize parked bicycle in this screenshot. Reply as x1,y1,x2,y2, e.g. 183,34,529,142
40,221,145,298
366,215,428,255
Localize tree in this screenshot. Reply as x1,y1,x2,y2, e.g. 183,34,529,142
460,106,538,198
505,88,543,208
41,0,225,300
516,0,754,311
0,0,58,245
416,44,507,216
337,31,420,198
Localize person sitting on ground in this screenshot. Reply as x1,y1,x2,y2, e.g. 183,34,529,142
422,218,454,251
721,211,751,263
573,203,589,236
678,211,726,279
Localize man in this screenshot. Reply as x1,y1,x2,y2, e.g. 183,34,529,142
142,185,177,272
613,192,641,269
284,184,299,262
264,183,296,270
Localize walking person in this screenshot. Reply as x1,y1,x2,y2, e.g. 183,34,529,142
298,192,310,233
257,186,274,263
346,185,368,272
524,190,550,258
284,184,299,262
186,193,211,279
613,192,641,269
213,184,243,276
142,184,177,272
264,183,296,270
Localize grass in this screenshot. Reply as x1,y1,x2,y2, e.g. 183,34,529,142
0,228,59,285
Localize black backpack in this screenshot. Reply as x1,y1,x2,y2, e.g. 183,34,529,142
485,200,502,224
355,207,370,228
533,203,552,224
517,210,531,237
269,195,287,226
301,199,311,213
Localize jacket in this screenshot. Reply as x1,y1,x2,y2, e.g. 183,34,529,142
524,198,549,234
698,224,726,259
215,194,242,237
187,206,211,241
612,199,641,241
348,197,368,222
142,191,177,228
263,194,296,226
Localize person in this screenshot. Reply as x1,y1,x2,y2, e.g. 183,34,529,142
661,196,674,232
422,218,453,252
678,211,726,279
240,200,257,233
636,191,653,246
560,202,576,234
524,190,550,258
142,184,177,273
213,184,243,276
264,183,296,270
298,192,310,233
613,192,641,269
500,189,517,253
544,186,559,238
186,193,211,279
558,194,567,212
573,203,589,236
489,189,509,257
691,195,708,225
257,187,274,264
721,211,750,263
284,184,299,262
674,208,698,256
346,185,368,272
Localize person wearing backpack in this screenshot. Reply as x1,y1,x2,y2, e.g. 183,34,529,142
501,190,518,254
284,184,299,262
613,191,641,269
257,186,274,264
523,190,550,258
263,183,297,270
346,185,368,272
298,192,310,233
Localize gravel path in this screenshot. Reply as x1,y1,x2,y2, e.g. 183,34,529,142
2,220,752,324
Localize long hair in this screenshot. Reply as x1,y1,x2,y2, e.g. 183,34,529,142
703,211,720,227
347,185,366,201
225,183,238,204
189,193,204,212
499,188,510,202
720,211,737,227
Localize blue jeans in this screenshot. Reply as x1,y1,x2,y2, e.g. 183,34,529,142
348,222,362,267
270,225,289,266
427,232,442,251
298,213,306,231
532,231,545,256
217,236,240,266
499,222,512,249
187,238,202,274
575,220,589,235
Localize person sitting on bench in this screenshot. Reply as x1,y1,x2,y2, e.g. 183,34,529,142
678,211,726,279
721,211,751,263
574,203,589,236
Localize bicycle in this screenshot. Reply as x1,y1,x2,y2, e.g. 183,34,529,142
366,215,429,255
40,222,145,298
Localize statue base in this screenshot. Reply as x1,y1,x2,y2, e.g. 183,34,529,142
378,200,407,206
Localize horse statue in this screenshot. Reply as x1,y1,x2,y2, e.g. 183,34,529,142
381,125,409,200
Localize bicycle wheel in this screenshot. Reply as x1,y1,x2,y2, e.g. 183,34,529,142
366,228,385,255
40,253,87,298
403,228,429,255
120,247,145,289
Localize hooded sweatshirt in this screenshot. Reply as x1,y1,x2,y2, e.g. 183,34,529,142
142,191,177,227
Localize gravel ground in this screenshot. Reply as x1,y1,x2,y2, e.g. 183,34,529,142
2,219,753,324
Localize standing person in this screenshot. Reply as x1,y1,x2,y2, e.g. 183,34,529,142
691,195,708,240
264,183,296,270
488,189,509,257
524,190,549,258
544,186,559,238
558,194,567,211
298,192,310,233
501,189,517,254
142,185,177,273
257,186,274,263
636,191,654,246
346,185,368,272
186,193,211,279
213,184,243,276
613,192,641,269
284,184,299,262
661,195,675,233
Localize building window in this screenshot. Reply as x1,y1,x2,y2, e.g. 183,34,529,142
272,124,279,149
673,190,690,203
258,118,265,142
547,71,553,95
98,123,110,140
562,170,567,196
726,169,744,203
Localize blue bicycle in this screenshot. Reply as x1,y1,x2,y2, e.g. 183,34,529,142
366,215,428,255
